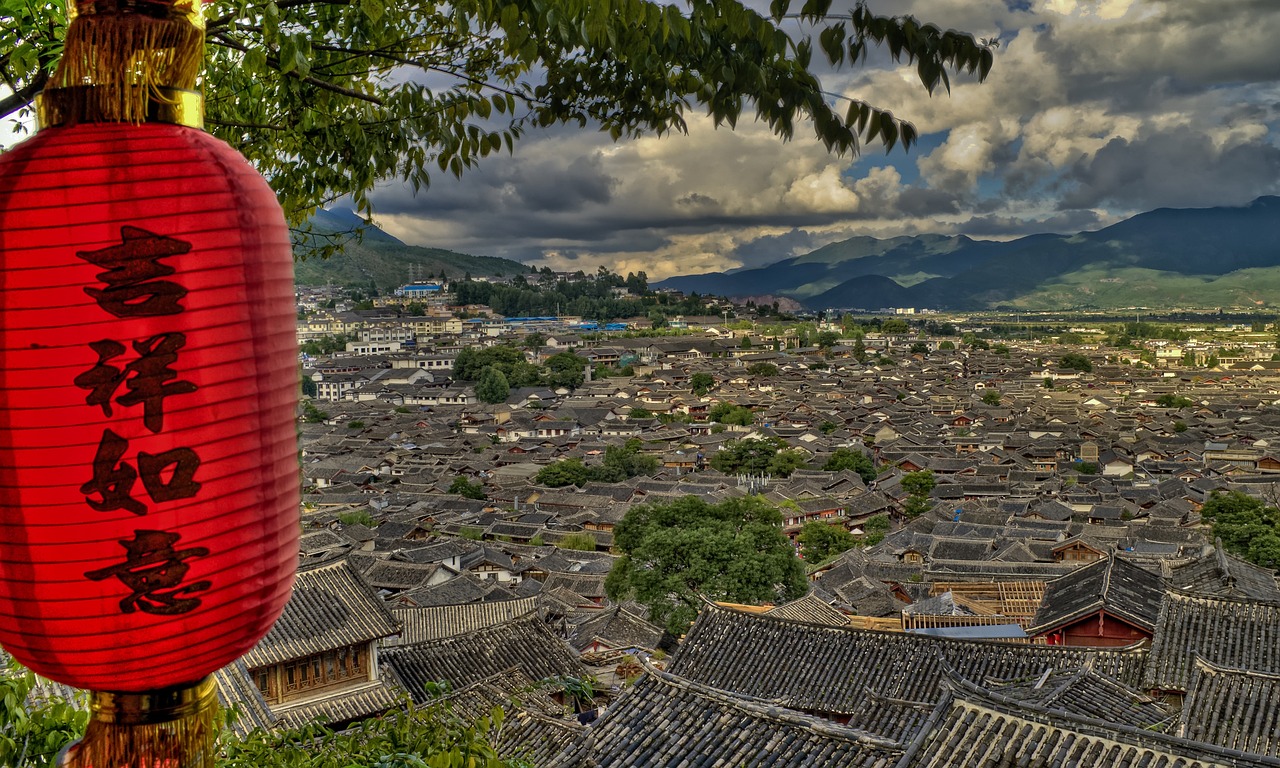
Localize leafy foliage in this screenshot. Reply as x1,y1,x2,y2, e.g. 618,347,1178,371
1058,353,1093,372
544,352,589,389
900,469,935,518
980,390,1001,406
338,510,375,526
860,514,890,547
0,660,88,767
690,372,715,396
798,521,856,564
606,495,807,634
1199,491,1280,569
746,362,780,377
301,400,329,423
821,447,876,483
1,662,524,768
557,532,599,552
300,334,351,356
1156,393,1194,408
710,437,805,478
815,331,840,349
4,0,993,229
708,401,754,426
475,366,512,404
448,477,487,500
536,440,658,487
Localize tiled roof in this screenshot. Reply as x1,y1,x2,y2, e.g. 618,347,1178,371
387,597,540,645
383,614,586,703
902,689,1263,768
667,604,1146,714
765,593,850,626
212,660,278,737
1145,591,1280,693
985,667,1174,731
1180,656,1280,758
567,606,666,652
273,679,403,730
1028,555,1165,635
243,558,400,668
1165,548,1280,601
548,666,903,768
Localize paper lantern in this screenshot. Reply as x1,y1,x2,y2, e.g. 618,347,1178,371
0,0,299,762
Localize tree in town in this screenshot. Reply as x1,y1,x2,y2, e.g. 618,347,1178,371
746,362,779,377
474,365,511,404
690,372,715,396
852,337,868,364
815,331,840,349
1156,393,1194,408
558,532,599,552
900,469,935,518
798,520,856,564
535,457,593,488
980,390,1002,406
821,447,876,483
523,332,546,352
708,401,754,426
300,400,329,423
859,514,890,547
710,437,790,476
766,448,807,478
537,440,658,487
605,495,807,634
544,351,589,389
448,476,487,500
1059,352,1093,372
1199,491,1280,569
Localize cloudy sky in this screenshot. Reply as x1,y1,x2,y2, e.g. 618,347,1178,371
366,0,1280,280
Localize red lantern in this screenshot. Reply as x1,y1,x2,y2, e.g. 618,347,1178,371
0,0,299,762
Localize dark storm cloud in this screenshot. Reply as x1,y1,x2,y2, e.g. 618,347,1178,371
958,208,1105,237
725,229,817,269
1059,127,1280,211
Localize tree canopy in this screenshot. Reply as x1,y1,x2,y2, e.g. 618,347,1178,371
605,495,807,634
2,1,993,229
821,447,876,483
710,437,806,478
536,439,658,487
797,520,855,564
1199,491,1280,569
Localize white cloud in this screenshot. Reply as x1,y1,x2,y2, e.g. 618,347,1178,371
364,0,1280,282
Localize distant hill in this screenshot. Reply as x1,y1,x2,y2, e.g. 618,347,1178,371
293,209,528,291
654,197,1280,310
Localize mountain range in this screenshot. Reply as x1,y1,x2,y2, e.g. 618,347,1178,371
294,208,527,289
654,197,1280,311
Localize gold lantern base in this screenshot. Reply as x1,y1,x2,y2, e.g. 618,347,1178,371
59,677,219,768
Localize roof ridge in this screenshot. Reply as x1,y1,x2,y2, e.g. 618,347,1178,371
640,661,906,749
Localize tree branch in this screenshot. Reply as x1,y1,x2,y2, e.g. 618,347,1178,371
208,34,383,104
0,69,47,121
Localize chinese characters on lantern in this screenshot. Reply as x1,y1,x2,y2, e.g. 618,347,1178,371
76,227,209,615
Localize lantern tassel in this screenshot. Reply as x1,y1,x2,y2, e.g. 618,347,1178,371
44,0,204,125
60,677,220,768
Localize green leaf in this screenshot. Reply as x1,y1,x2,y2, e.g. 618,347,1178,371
360,0,384,22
